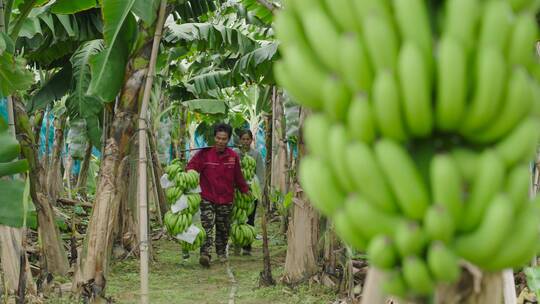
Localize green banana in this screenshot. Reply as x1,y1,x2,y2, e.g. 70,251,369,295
274,62,322,110
494,117,540,168
338,34,373,93
430,154,463,225
323,0,360,32
427,242,461,283
299,156,345,217
508,13,538,67
344,195,402,239
461,150,505,232
300,6,341,72
472,67,534,143
424,205,455,245
394,221,428,257
274,9,305,48
375,139,430,220
402,256,435,296
333,209,367,251
398,42,433,138
347,94,376,144
455,194,514,265
372,71,408,142
322,75,352,122
367,235,398,270
505,165,530,210
281,45,327,108
345,142,398,213
443,0,481,53
435,36,467,132
361,14,399,72
327,124,356,193
303,113,331,159
485,203,540,270
478,0,514,51
392,0,432,62
461,47,507,134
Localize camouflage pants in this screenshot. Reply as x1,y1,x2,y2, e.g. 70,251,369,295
200,200,233,258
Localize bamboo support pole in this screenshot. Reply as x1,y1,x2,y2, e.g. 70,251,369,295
137,1,167,303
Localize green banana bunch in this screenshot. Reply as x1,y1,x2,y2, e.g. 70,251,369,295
175,170,200,191
240,155,257,182
164,211,191,236
231,223,256,247
275,0,540,299
180,226,207,252
165,186,182,204
185,193,201,215
231,206,249,224
165,160,184,179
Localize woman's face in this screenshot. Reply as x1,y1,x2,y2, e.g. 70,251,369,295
240,133,252,149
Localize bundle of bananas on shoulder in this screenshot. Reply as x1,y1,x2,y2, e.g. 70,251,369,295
181,225,207,251
276,0,540,299
241,155,257,181
231,223,256,247
162,158,203,252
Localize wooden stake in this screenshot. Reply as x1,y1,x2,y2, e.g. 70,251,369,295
137,2,167,303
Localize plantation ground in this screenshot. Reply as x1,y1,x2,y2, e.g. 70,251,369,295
46,221,337,304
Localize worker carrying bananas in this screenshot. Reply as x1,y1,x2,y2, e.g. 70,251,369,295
186,123,250,268
233,129,265,255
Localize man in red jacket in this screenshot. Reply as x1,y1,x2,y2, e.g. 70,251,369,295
186,123,249,267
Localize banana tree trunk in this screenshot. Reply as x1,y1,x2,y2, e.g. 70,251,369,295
47,114,66,201
0,226,36,295
283,108,320,285
76,62,150,296
271,91,287,196
118,140,140,253
13,98,69,276
76,143,93,198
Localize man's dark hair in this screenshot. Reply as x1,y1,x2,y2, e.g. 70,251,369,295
238,129,253,139
214,123,233,138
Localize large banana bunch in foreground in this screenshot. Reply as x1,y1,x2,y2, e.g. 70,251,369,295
181,226,207,251
231,223,256,247
276,0,540,300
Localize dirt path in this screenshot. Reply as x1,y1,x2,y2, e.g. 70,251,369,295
47,225,336,303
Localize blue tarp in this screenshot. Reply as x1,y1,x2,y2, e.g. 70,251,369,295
0,98,7,122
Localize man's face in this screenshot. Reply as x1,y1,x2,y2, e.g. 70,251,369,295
240,134,252,149
214,131,229,152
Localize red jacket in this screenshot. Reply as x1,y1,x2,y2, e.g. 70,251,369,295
186,147,249,205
